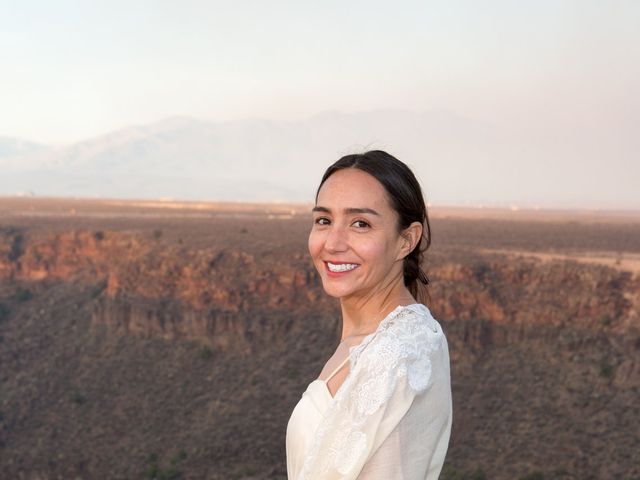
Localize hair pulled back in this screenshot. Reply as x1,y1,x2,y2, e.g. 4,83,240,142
315,150,432,303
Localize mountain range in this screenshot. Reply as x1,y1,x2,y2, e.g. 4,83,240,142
1,109,636,208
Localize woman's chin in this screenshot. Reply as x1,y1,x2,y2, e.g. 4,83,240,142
321,282,358,299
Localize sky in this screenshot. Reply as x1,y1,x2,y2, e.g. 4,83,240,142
0,1,638,209
1,0,637,145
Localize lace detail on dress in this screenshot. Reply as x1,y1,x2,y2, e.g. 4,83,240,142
297,304,443,479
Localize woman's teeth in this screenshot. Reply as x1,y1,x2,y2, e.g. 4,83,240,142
327,262,360,272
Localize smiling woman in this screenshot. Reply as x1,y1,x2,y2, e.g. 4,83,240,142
285,150,452,479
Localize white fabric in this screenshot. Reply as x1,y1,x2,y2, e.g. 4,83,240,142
286,303,452,480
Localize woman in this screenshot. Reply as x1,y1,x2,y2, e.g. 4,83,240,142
286,150,452,479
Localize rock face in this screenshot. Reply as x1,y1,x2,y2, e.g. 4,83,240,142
1,227,637,345
0,222,639,480
1,222,638,352
0,228,327,345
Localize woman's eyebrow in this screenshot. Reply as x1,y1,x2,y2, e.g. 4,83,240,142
311,206,380,216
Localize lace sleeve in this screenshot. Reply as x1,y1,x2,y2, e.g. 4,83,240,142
297,306,449,480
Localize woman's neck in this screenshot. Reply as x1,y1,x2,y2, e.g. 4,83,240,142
338,280,416,341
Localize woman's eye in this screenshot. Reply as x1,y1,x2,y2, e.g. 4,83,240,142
314,217,330,225
352,220,370,228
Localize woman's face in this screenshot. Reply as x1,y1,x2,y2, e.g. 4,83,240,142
308,168,409,300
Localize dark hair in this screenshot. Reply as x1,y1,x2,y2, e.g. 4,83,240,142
315,150,432,304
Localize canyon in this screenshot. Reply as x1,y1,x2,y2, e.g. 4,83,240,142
0,198,639,479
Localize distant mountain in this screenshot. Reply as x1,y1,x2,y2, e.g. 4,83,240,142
1,109,637,208
0,136,47,159
0,109,494,203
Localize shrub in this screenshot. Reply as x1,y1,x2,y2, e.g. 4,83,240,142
146,450,184,480
440,465,487,480
200,346,213,360
8,233,24,261
170,448,187,464
146,463,159,479
91,280,108,299
598,314,612,326
0,303,10,323
470,468,488,480
599,358,614,378
71,392,87,405
13,287,33,303
159,465,180,479
519,471,545,480
439,465,464,480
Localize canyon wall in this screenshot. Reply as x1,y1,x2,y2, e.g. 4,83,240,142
1,227,638,349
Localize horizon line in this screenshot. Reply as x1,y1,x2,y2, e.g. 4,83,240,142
1,194,639,215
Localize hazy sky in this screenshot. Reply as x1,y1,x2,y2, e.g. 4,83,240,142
1,0,638,146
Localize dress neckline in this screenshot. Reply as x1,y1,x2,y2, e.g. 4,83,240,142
312,303,427,400
310,378,335,400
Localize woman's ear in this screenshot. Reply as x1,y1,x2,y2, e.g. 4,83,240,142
396,221,423,260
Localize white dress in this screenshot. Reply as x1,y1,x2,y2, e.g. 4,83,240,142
286,303,452,480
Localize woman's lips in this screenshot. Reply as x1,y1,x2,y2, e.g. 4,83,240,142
323,261,361,277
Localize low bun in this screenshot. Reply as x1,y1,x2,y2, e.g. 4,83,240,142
403,230,431,304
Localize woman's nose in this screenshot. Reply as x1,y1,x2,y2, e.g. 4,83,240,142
324,225,348,252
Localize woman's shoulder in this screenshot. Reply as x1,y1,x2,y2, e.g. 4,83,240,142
395,303,444,336
351,303,447,393
371,303,445,351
